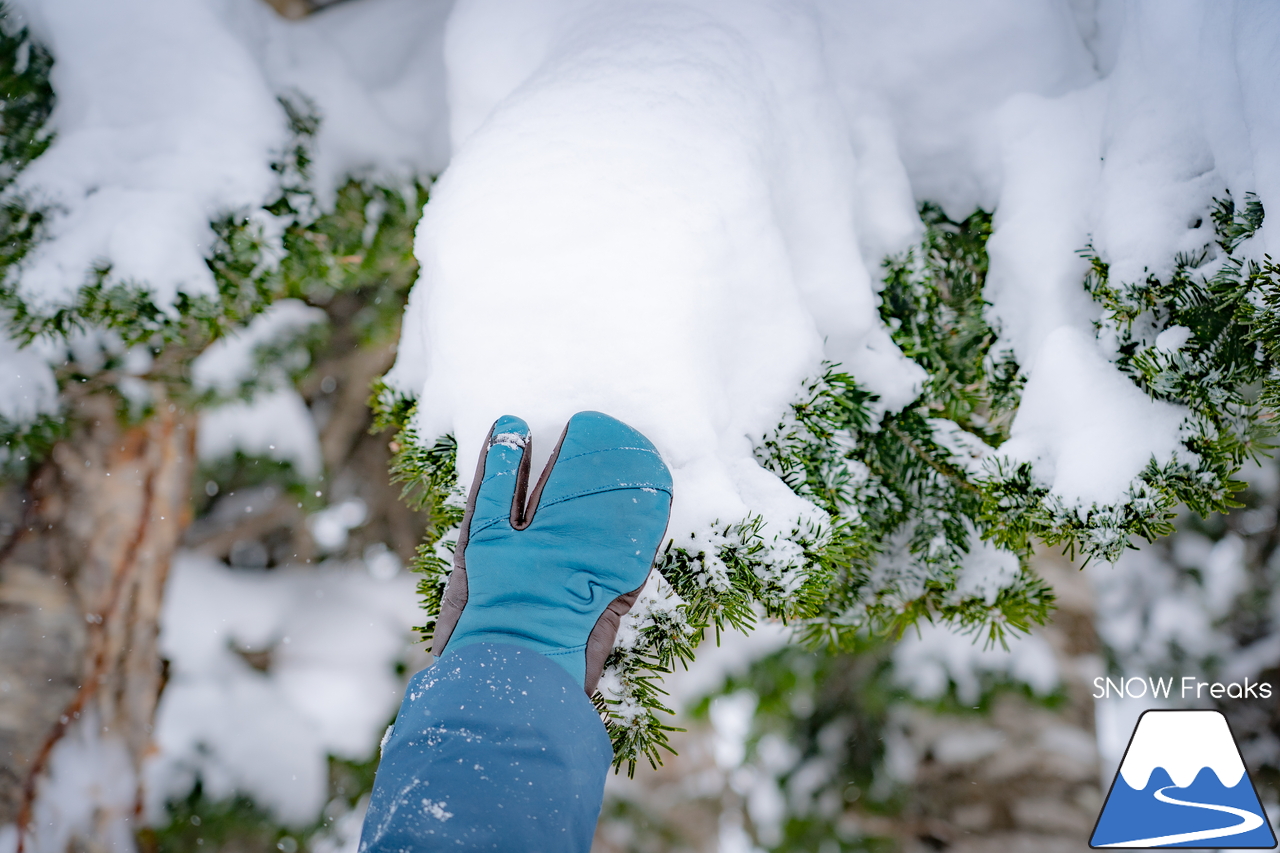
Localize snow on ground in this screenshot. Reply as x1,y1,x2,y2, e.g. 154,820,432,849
387,0,1280,552
142,551,426,826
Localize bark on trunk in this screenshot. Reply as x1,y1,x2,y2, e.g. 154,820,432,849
0,389,195,844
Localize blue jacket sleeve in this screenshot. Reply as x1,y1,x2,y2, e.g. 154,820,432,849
358,642,612,852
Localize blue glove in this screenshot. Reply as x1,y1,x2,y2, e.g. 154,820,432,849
431,411,673,693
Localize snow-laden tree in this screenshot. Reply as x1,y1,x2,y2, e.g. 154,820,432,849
376,0,1280,769
1,0,1279,848
0,1,448,846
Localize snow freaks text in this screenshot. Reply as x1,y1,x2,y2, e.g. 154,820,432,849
1093,677,1273,701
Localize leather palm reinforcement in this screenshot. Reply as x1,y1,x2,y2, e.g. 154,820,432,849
431,411,673,694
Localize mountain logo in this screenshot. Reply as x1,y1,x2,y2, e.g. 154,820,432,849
1091,709,1277,848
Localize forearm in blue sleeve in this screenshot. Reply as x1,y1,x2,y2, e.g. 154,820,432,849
357,642,612,852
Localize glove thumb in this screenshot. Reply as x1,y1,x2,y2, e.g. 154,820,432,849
469,415,531,531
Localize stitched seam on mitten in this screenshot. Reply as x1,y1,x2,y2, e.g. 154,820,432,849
535,483,673,512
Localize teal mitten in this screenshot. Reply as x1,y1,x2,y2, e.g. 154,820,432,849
431,411,673,694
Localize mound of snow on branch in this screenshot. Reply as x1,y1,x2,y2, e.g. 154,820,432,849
8,0,450,311
388,0,1280,537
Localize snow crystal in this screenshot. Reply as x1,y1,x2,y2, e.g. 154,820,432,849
420,798,453,821
489,430,527,450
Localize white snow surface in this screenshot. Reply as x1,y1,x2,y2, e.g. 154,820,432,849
198,386,324,478
193,298,327,475
25,715,137,853
144,552,426,826
0,331,57,424
8,0,451,311
387,0,1280,543
11,0,282,308
394,0,912,540
893,621,1060,706
191,298,326,393
1119,710,1245,790
3,0,1277,549
225,0,454,199
998,327,1187,506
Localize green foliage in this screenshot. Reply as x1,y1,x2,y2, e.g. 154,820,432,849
697,638,1069,852
0,30,429,464
0,8,54,179
142,752,380,853
0,407,65,477
5,108,426,355
704,645,902,852
981,191,1280,564
0,8,60,465
141,787,301,853
368,392,464,641
765,206,1053,652
372,206,1050,771
0,5,53,261
0,18,431,840
376,197,1279,773
192,452,318,518
602,514,842,773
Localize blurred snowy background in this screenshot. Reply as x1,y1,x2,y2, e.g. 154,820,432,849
0,0,1277,852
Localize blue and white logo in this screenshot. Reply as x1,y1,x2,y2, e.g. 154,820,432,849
1091,710,1277,848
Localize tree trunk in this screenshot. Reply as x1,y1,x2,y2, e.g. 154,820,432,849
0,389,195,848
